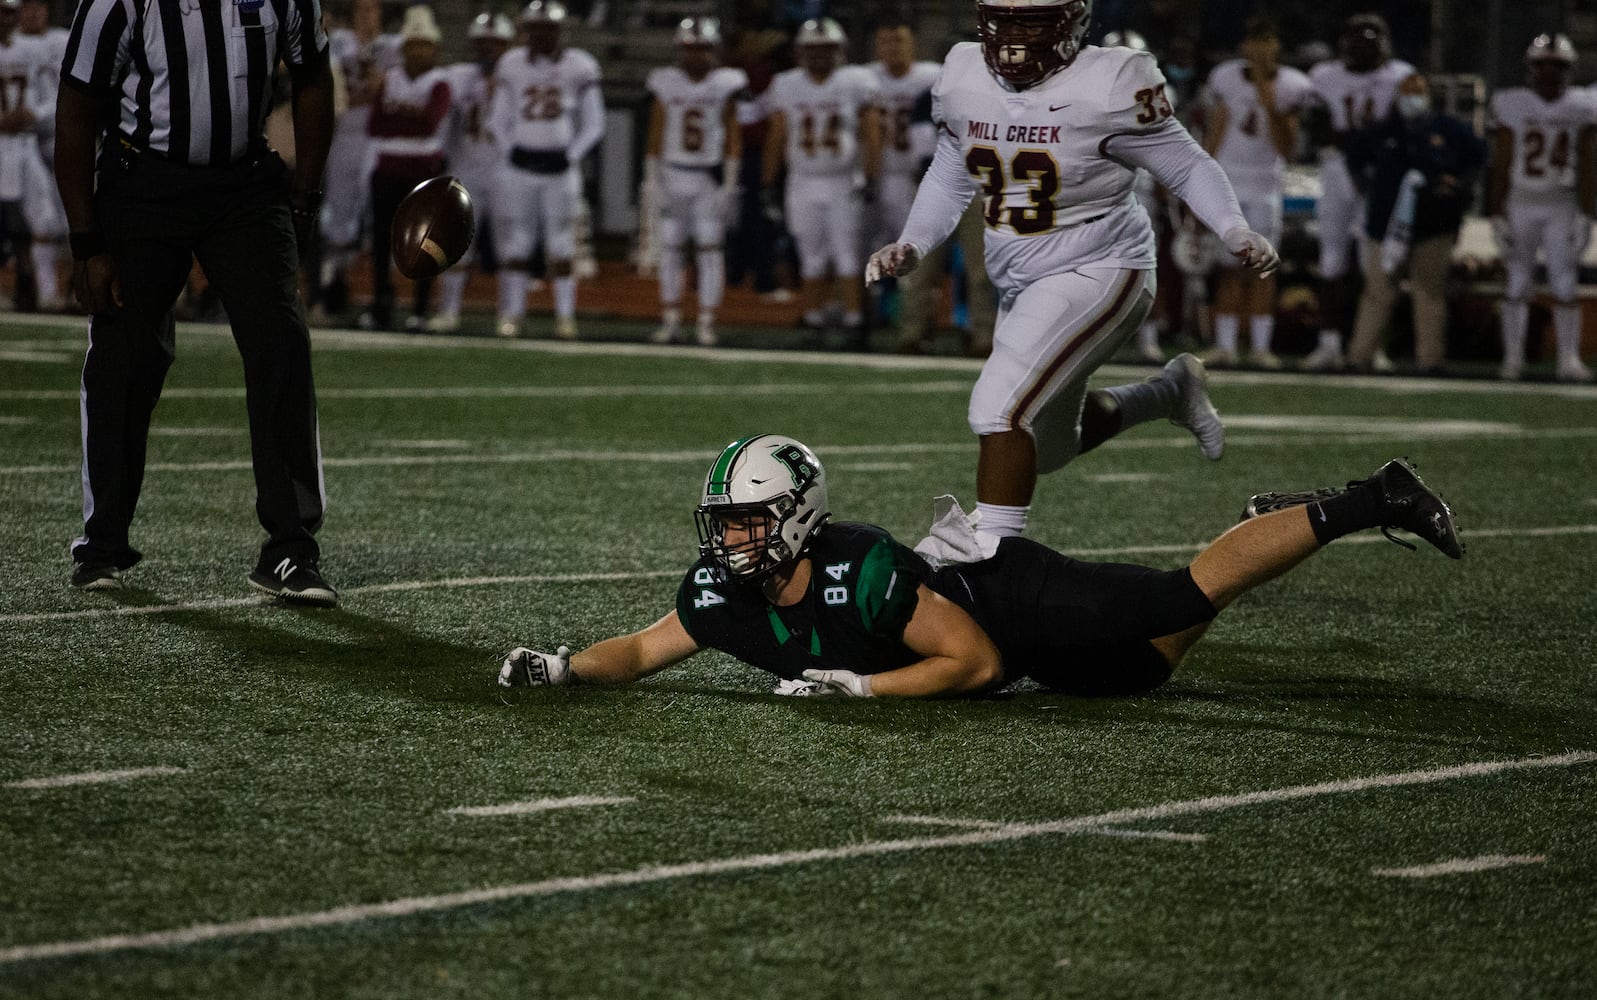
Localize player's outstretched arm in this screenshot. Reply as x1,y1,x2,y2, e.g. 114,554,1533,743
499,610,701,694
806,585,1002,697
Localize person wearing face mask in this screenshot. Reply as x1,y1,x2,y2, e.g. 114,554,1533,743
1343,72,1486,375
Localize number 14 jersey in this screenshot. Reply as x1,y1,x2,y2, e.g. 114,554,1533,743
930,43,1175,282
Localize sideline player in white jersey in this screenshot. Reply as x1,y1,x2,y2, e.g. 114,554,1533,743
868,19,941,252
1201,17,1311,370
1303,14,1414,370
867,0,1276,544
1487,34,1597,383
319,0,399,319
16,0,66,309
0,0,65,312
488,0,604,340
428,12,514,334
761,18,882,337
642,17,746,347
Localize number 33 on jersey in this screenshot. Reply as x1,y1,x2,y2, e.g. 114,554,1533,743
933,42,1174,236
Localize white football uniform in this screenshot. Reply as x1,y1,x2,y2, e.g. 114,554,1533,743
488,46,604,262
1491,87,1597,301
1308,57,1415,278
0,32,66,239
870,59,941,244
19,25,67,155
647,64,747,248
323,29,400,249
766,64,881,278
1204,60,1312,259
897,44,1247,469
442,61,500,264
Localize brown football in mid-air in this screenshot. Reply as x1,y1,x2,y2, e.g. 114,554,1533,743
391,176,474,279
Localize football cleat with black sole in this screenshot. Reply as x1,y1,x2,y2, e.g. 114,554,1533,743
248,558,339,607
1362,458,1465,559
70,563,122,591
1240,487,1345,522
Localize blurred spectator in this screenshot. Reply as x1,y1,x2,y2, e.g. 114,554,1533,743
1345,72,1486,374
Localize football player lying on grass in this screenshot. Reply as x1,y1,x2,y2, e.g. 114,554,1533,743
499,434,1463,699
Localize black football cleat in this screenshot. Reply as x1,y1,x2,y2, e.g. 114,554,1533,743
1362,459,1464,559
249,557,340,607
1240,486,1345,522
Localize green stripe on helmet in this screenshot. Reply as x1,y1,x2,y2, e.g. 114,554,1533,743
704,434,764,496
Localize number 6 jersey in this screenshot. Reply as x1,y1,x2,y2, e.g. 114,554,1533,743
1489,86,1597,200
924,43,1177,288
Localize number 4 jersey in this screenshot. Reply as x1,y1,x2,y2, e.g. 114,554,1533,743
927,43,1176,288
1490,87,1597,200
675,523,926,681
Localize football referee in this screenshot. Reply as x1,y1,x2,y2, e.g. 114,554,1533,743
56,0,339,605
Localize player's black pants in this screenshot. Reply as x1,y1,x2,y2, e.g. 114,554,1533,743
368,169,435,328
73,142,325,572
935,537,1219,696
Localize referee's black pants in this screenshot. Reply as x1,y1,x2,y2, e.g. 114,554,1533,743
72,144,326,573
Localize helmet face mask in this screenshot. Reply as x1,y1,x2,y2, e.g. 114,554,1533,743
1527,33,1577,97
977,0,1091,90
695,435,830,581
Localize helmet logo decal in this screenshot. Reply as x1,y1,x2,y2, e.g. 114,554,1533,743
770,443,819,493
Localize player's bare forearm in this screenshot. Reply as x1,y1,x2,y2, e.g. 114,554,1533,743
646,99,666,158
290,51,336,196
860,106,882,178
570,611,700,685
53,84,101,235
1485,129,1513,217
722,101,742,161
1268,111,1298,160
869,586,1003,697
1578,126,1597,217
761,111,785,188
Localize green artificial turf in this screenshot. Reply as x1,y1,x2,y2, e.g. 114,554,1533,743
2,316,1594,998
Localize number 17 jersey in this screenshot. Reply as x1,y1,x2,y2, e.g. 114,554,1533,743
930,43,1172,286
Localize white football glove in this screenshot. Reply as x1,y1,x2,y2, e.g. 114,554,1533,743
1490,215,1515,254
1572,215,1594,256
864,242,921,286
1222,227,1279,276
498,645,571,700
800,668,874,697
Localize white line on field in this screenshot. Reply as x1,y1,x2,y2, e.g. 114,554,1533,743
148,427,247,437
881,814,1206,843
4,524,1595,626
0,751,1587,966
1371,854,1546,878
0,350,74,364
445,795,635,818
4,766,185,790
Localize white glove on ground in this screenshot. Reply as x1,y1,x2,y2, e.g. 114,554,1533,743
864,242,921,286
800,668,873,697
498,645,571,691
1221,227,1280,276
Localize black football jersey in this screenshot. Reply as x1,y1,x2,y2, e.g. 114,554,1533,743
675,522,929,680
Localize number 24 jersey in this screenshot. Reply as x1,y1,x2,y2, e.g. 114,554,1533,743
1489,87,1597,198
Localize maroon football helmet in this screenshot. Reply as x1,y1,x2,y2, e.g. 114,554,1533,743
977,0,1092,90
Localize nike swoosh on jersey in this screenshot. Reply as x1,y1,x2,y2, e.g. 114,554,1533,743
1049,103,1071,111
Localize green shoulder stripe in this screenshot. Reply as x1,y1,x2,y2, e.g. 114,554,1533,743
854,537,917,635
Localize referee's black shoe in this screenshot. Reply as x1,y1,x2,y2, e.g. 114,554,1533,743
249,557,339,607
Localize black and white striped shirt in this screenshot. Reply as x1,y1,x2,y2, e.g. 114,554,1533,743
62,0,327,166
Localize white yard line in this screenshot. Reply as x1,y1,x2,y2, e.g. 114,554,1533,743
0,751,1587,966
882,814,1205,843
3,524,1594,627
5,766,185,790
1371,854,1546,878
445,795,635,818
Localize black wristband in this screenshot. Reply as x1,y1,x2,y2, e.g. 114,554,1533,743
69,231,107,261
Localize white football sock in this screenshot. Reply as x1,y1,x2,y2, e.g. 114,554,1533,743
438,269,468,319
1316,329,1342,352
658,246,685,306
553,276,577,320
498,271,530,321
974,501,1028,538
1137,319,1159,351
1249,314,1275,353
696,247,724,310
1213,314,1240,354
1553,302,1583,364
30,243,60,303
1501,299,1528,364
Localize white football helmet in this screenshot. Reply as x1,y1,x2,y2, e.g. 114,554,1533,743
695,435,831,579
1527,33,1577,64
977,0,1092,89
1102,29,1147,52
469,12,514,41
796,17,846,48
675,16,721,47
519,0,566,24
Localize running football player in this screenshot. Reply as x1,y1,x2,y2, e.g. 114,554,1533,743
1487,33,1597,383
866,0,1276,545
498,434,1463,699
